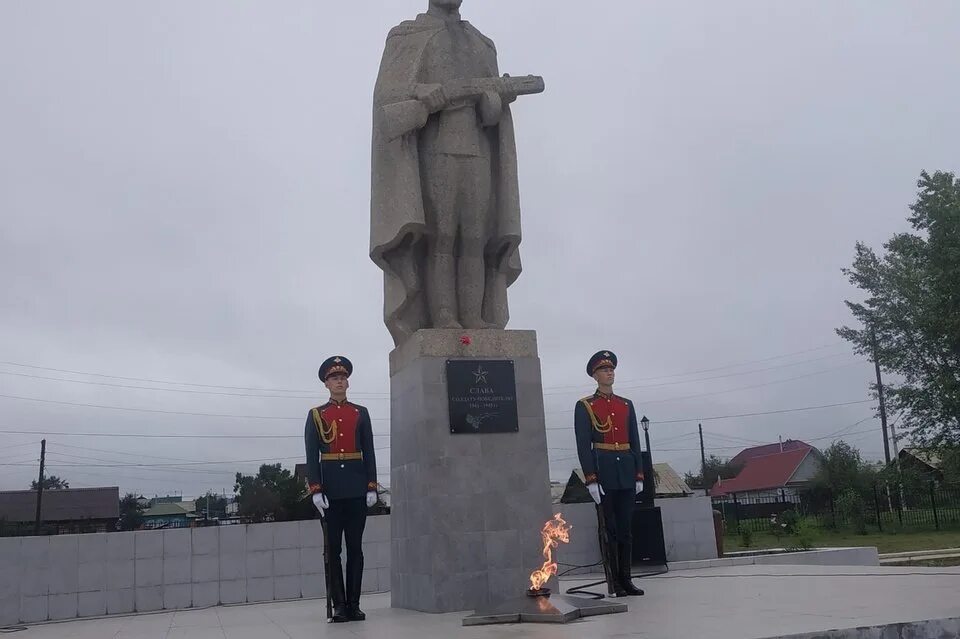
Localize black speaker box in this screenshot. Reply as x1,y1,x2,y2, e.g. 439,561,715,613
631,506,667,565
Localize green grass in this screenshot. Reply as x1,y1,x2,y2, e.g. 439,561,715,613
725,528,960,554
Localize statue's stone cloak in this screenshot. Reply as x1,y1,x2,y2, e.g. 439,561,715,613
370,13,522,346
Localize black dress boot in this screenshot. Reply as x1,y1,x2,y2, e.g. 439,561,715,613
618,543,644,596
346,552,365,621
329,562,349,622
606,543,628,597
347,604,366,621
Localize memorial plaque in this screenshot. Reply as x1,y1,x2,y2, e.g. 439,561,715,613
446,359,519,434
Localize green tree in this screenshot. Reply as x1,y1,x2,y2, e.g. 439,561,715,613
940,448,960,483
811,441,877,499
683,455,743,490
234,464,308,523
877,462,925,500
837,171,960,450
197,491,229,520
117,493,144,531
30,475,69,490
835,488,869,535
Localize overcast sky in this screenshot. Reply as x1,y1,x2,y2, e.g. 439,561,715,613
1,1,958,499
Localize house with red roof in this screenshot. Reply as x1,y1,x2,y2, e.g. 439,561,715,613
710,439,823,503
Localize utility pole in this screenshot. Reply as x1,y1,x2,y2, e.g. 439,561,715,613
870,328,892,465
698,423,708,497
889,415,906,511
34,439,46,534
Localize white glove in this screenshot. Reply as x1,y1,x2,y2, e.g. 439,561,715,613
587,482,604,505
311,493,329,517
366,491,377,508
636,481,644,495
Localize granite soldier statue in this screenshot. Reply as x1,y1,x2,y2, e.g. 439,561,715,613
574,351,645,597
369,0,544,345
304,356,379,622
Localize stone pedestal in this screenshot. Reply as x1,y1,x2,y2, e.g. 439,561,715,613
389,330,553,613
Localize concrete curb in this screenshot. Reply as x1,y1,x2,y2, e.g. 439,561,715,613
772,616,960,638
668,547,879,571
880,547,960,558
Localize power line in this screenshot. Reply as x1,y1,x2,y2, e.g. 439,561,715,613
0,360,329,394
52,442,253,464
16,461,237,477
3,356,865,424
0,370,322,400
0,454,39,464
0,440,41,454
0,393,310,420
0,399,876,444
42,454,307,468
543,399,873,429
733,427,882,448
542,361,866,416
43,458,247,477
46,445,390,468
651,427,890,453
542,351,854,396
0,394,393,425
42,465,239,484
47,450,292,468
647,399,875,426
0,428,389,440
651,431,700,444
16,459,395,477
818,415,876,441
1,341,846,397
541,342,845,390
636,361,865,406
617,351,856,391
702,432,768,445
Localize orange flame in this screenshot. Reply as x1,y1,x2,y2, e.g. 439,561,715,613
529,513,571,591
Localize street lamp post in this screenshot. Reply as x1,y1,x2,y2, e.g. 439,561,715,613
640,415,651,457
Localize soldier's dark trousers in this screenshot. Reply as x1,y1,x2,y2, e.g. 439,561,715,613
326,497,368,608
600,488,634,546
601,488,635,584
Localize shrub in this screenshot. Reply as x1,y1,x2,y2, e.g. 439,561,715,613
836,488,868,535
778,509,801,535
784,518,816,551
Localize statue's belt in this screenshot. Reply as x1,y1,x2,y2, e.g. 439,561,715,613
321,452,363,462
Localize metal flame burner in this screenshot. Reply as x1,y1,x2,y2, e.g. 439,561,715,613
463,591,626,626
464,512,627,625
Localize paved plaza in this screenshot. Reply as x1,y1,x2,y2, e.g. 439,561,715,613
7,564,960,639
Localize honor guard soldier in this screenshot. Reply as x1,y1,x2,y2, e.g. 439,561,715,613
304,356,379,622
574,350,645,597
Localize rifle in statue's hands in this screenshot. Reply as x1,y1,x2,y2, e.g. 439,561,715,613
416,74,544,113
440,74,544,106
379,75,544,140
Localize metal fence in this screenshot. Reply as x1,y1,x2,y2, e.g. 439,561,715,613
0,520,112,537
715,482,960,535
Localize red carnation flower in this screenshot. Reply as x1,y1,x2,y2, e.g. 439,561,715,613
459,335,472,346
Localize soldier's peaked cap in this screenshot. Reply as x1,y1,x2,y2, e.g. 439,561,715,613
587,350,617,376
319,356,353,381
